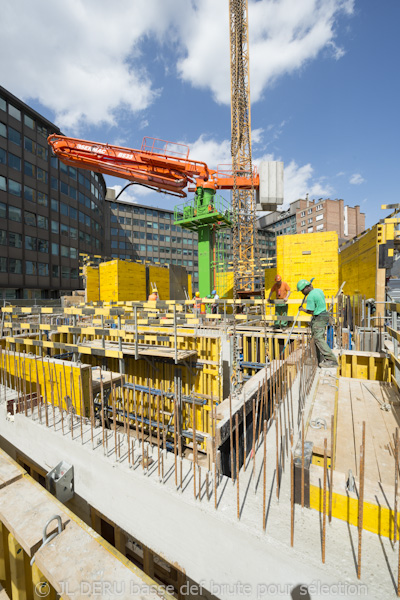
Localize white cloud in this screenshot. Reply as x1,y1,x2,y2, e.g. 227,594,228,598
185,135,232,169
0,0,354,131
178,0,355,104
252,128,264,144
0,0,189,132
349,173,365,185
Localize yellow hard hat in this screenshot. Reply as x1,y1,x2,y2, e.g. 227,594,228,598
195,291,200,297
152,288,157,293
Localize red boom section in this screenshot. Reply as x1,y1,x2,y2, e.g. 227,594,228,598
48,135,259,197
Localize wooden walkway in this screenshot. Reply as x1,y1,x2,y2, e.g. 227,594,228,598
335,377,400,485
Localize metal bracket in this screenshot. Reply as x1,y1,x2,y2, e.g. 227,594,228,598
46,461,74,502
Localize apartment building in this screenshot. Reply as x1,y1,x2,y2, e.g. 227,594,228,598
259,197,365,242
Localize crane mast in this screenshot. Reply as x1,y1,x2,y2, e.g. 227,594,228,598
229,0,258,297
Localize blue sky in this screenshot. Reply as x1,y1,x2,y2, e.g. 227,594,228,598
1,0,399,228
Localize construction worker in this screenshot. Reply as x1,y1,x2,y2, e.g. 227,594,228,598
211,289,219,314
267,275,291,328
297,279,338,368
193,291,202,317
148,288,159,301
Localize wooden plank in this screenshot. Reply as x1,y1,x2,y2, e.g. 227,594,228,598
0,478,70,557
35,521,168,600
0,449,24,490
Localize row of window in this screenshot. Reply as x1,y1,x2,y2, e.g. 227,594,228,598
0,257,78,278
0,95,49,137
110,203,174,219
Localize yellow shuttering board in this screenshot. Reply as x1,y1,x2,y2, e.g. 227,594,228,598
275,232,339,317
0,351,91,416
264,268,277,294
215,271,234,299
339,226,377,298
148,266,170,300
100,260,146,302
85,266,100,302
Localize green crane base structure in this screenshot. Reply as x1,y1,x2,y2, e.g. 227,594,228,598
174,187,232,298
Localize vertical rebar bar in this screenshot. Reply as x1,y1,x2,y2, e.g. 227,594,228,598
323,438,327,564
357,421,366,579
236,412,239,519
262,420,267,530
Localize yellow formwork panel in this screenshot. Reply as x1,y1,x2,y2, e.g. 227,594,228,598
216,271,234,299
0,351,91,416
99,260,146,302
339,226,377,298
273,232,339,317
56,331,222,450
148,266,170,300
85,266,100,302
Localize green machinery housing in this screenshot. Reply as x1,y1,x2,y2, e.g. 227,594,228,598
174,187,232,297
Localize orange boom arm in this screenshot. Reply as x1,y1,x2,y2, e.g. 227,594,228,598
47,134,259,198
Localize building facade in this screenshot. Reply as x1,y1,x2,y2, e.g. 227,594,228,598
259,197,365,242
0,86,107,299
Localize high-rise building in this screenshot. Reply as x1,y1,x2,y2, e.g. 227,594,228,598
258,197,365,242
0,86,106,300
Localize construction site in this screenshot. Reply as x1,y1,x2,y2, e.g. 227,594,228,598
1,2,400,600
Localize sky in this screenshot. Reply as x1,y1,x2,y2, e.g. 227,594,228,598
1,0,399,228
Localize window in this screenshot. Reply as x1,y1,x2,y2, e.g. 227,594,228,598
60,181,69,196
37,216,48,229
37,124,47,137
8,206,21,222
69,166,77,179
316,214,323,222
9,232,22,248
301,220,305,226
8,153,21,171
300,211,305,217
24,186,36,203
0,123,5,138
38,240,48,253
0,148,5,165
24,161,35,178
9,259,22,274
25,236,37,251
24,137,36,154
51,177,58,191
51,198,58,212
8,127,21,145
25,211,36,226
51,243,59,255
0,230,6,245
52,265,59,277
60,202,68,217
69,187,77,201
24,115,35,129
37,168,48,184
60,162,68,175
60,223,69,237
71,268,78,279
51,221,58,234
0,97,5,111
38,192,48,207
61,266,70,278
37,144,47,160
50,156,58,169
0,258,6,273
308,208,313,214
316,224,324,231
26,261,37,275
8,180,21,197
8,104,21,120
61,245,69,257
70,227,78,240
70,247,78,259
316,204,323,211
307,226,313,233
38,263,49,276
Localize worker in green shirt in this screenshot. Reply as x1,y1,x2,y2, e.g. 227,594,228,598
297,279,338,368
